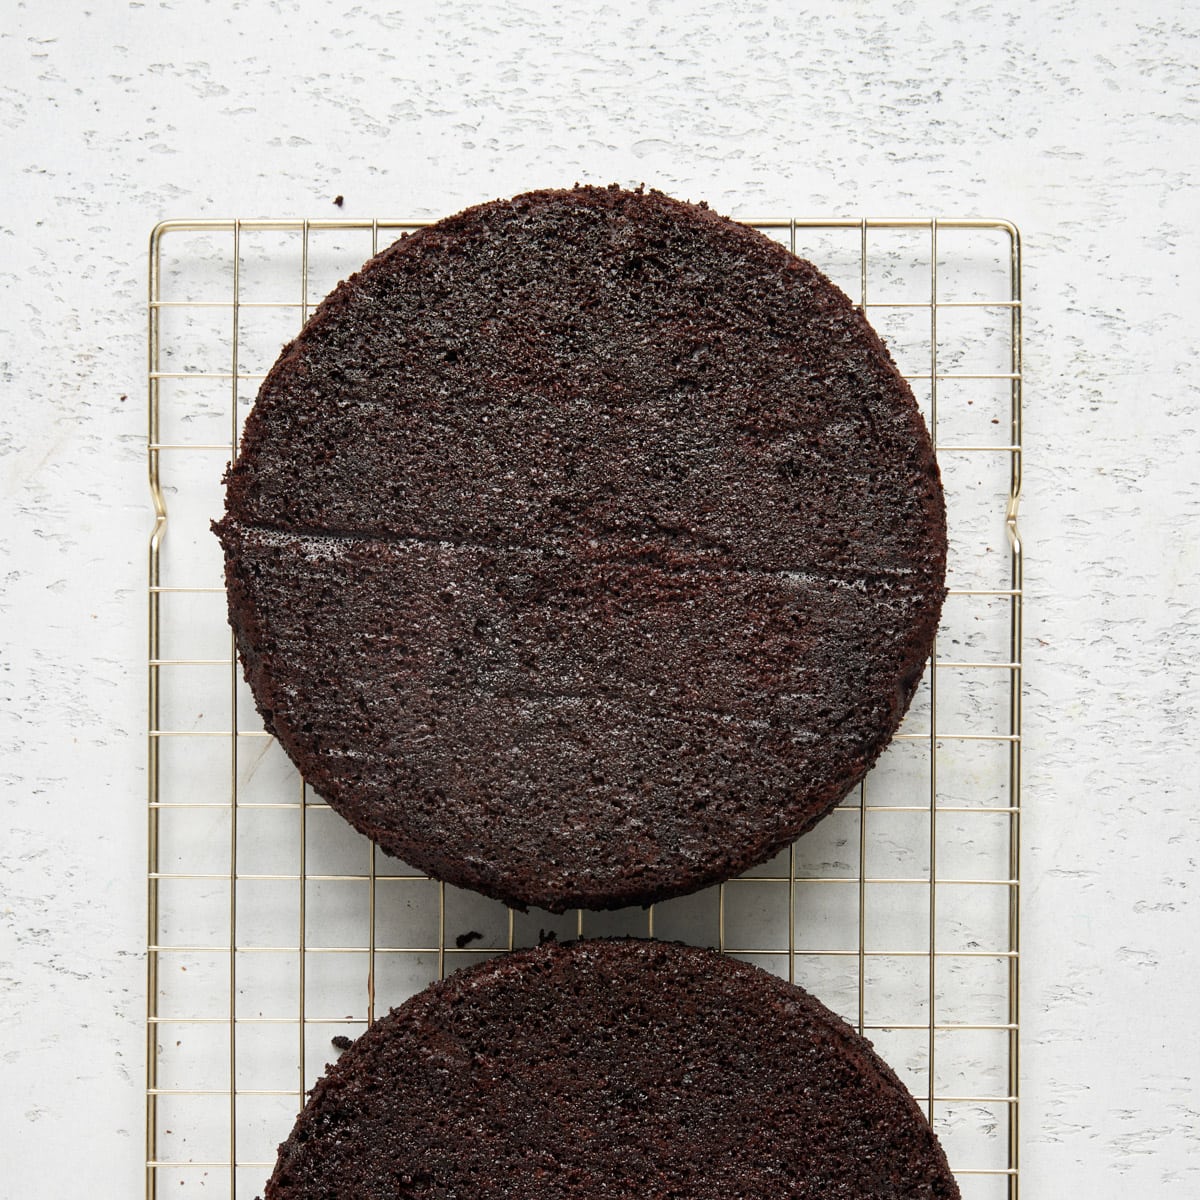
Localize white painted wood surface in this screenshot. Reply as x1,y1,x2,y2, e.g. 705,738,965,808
2,0,1198,1193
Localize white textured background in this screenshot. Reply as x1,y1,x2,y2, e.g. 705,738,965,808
2,0,1198,1194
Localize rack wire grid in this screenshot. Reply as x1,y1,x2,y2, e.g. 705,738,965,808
146,213,1023,1200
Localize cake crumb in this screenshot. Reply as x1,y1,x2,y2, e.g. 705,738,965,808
333,195,344,207
331,1035,353,1051
455,929,483,949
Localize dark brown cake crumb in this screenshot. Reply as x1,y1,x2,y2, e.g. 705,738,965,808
264,939,960,1200
332,194,344,207
330,1034,352,1051
216,185,946,913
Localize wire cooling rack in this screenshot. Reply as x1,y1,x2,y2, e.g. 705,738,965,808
146,214,1023,1200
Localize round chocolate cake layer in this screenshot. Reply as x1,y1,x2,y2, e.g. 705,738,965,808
263,939,960,1200
216,185,946,912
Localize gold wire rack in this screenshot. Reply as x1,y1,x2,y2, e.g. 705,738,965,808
146,214,1022,1200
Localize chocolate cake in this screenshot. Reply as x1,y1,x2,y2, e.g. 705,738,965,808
263,939,960,1199
216,185,946,912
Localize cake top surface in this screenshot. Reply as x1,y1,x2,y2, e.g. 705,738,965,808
264,938,960,1200
218,185,946,911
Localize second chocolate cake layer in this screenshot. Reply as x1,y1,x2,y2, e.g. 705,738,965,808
263,940,961,1200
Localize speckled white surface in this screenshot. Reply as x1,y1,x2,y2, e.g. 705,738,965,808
2,0,1199,1194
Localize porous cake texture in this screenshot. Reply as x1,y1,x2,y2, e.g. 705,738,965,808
216,185,946,912
263,939,960,1200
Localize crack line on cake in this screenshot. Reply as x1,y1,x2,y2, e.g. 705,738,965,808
216,516,936,588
